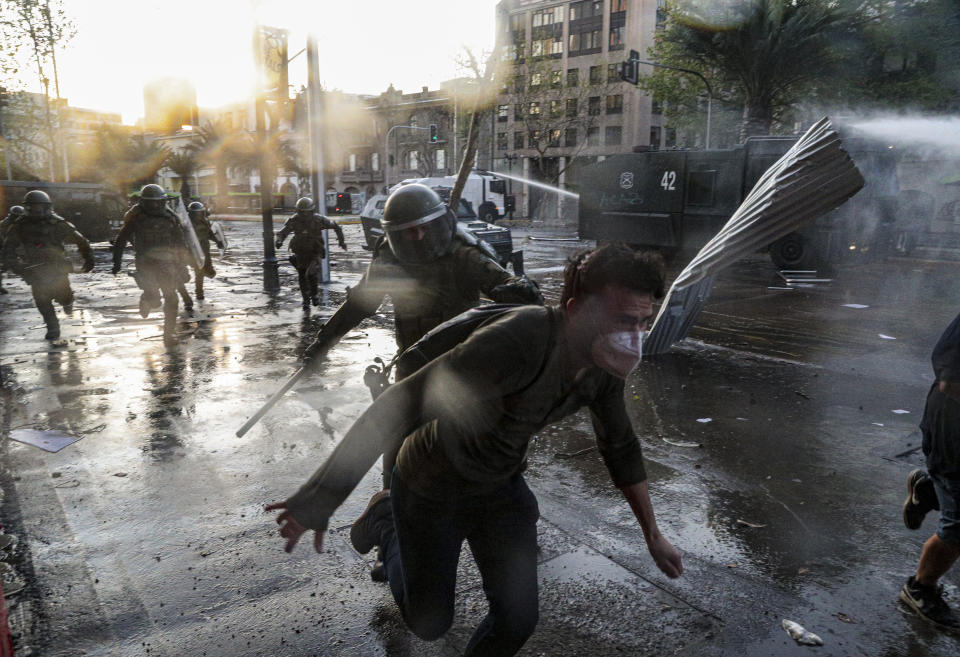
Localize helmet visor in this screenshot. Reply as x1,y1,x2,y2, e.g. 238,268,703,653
385,209,454,264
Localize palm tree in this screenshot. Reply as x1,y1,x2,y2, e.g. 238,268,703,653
186,121,234,212
654,0,845,139
165,150,199,204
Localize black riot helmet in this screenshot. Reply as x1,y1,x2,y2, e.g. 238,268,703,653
295,197,315,215
187,201,205,219
23,190,53,218
139,184,168,216
381,184,456,264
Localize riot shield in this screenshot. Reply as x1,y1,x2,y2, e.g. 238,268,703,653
175,198,206,269
211,220,228,251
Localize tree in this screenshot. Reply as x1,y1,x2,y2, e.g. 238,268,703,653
643,0,847,140
0,0,76,180
508,55,623,184
186,121,239,212
164,150,199,202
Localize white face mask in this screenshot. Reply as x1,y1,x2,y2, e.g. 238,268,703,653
591,330,644,379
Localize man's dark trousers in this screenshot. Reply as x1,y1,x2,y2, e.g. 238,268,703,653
381,468,540,656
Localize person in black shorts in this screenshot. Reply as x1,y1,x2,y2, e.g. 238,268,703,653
900,309,960,633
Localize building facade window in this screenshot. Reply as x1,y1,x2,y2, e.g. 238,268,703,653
609,25,625,49
408,150,419,170
566,98,578,117
532,5,563,26
589,65,601,84
514,131,525,149
371,152,379,171
611,0,627,13
607,63,619,82
551,69,562,88
550,100,563,118
649,125,662,148
570,0,603,20
588,96,601,115
587,126,600,146
565,127,578,147
531,71,543,89
569,29,601,55
497,132,509,150
348,153,357,171
606,94,623,114
549,129,562,147
515,103,524,120
529,129,541,146
497,104,509,122
651,99,662,115
509,12,525,32
666,127,677,147
567,68,579,87
529,101,541,116
436,149,445,170
605,126,622,145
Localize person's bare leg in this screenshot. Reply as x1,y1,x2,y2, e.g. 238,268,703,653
916,534,960,586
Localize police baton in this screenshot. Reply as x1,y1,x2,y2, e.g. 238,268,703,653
235,342,330,438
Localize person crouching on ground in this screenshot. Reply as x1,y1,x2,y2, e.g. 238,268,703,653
267,242,683,656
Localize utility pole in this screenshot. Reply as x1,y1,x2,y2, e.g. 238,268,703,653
254,25,280,291
306,35,330,283
42,0,68,181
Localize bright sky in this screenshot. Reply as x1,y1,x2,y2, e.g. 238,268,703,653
46,0,501,124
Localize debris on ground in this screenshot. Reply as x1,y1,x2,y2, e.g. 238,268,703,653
663,437,701,448
782,619,823,646
736,519,767,528
9,428,82,453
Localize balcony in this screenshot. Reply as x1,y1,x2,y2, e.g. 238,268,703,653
340,170,384,184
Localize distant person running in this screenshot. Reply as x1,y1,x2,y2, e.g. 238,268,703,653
900,309,960,633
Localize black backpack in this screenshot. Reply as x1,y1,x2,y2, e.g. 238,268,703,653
362,304,556,399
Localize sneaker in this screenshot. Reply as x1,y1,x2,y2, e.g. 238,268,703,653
350,490,392,555
370,557,388,582
903,469,938,530
900,576,960,633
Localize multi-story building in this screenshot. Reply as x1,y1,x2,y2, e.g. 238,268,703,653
493,0,666,218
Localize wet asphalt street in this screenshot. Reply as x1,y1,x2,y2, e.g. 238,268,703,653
2,218,959,656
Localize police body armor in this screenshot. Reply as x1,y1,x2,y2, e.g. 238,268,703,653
288,215,326,258
135,211,186,263
11,215,73,273
373,235,487,351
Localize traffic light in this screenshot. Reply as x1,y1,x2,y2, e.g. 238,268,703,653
429,123,438,142
619,60,638,85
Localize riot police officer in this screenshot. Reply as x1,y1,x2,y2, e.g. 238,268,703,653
1,192,94,339
177,201,225,309
0,205,26,294
275,197,347,310
301,183,542,580
112,184,192,345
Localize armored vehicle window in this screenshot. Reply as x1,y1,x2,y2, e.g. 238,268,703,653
686,170,717,207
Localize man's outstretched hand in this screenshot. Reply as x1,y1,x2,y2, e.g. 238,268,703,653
265,501,324,554
647,534,683,579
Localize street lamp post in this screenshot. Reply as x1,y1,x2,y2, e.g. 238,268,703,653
384,124,430,191
502,152,517,219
